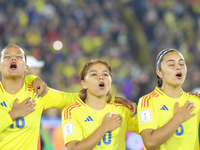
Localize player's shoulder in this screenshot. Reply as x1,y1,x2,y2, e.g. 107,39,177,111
62,99,85,120
183,91,200,100
139,87,163,101
108,102,129,112
63,99,85,112
138,88,163,108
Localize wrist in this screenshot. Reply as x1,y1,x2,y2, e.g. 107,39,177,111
9,110,18,121
100,124,109,133
173,114,182,124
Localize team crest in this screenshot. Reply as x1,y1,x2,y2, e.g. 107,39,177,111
110,112,117,117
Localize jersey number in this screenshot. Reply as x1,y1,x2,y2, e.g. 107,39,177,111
175,124,184,136
10,117,25,129
98,132,112,145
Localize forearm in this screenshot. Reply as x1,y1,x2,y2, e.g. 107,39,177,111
68,125,107,150
142,115,181,150
114,96,123,103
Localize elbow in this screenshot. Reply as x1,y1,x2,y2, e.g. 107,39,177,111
143,140,158,150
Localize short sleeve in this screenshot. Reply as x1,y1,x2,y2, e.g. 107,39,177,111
137,96,157,133
127,113,140,134
24,74,38,85
62,107,83,146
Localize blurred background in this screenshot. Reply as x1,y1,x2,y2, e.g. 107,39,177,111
1,0,200,149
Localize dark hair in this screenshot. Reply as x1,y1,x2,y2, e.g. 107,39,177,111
156,48,179,88
79,59,113,102
1,44,27,62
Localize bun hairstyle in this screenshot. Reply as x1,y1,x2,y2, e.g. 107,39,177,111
156,48,179,88
79,59,113,102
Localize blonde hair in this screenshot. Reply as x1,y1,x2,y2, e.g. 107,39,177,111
79,59,113,102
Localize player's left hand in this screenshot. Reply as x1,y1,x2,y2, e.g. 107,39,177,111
115,97,137,117
32,77,48,98
126,101,137,117
188,91,200,98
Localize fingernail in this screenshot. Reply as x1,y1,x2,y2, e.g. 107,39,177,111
35,95,38,99
35,93,36,96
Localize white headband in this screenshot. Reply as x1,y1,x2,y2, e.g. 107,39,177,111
156,49,179,69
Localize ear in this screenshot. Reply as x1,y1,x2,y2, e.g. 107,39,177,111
156,68,163,79
81,80,87,89
25,65,29,73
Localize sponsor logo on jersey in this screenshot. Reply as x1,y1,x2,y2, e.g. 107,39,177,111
0,101,7,107
160,105,169,110
84,116,93,122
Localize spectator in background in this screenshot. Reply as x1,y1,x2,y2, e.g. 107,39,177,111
26,55,44,76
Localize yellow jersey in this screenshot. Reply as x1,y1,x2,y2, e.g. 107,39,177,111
62,98,139,150
138,87,200,150
0,80,78,150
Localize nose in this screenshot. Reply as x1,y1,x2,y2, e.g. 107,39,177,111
177,64,181,70
99,75,103,80
11,56,17,61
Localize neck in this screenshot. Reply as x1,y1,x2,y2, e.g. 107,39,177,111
85,94,107,110
160,84,182,98
2,77,24,95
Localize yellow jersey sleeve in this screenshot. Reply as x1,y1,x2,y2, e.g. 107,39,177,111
41,88,79,109
24,74,38,85
62,106,83,146
137,95,157,133
0,108,13,132
121,106,139,134
127,114,139,134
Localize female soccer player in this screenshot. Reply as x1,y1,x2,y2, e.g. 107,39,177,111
0,45,137,150
62,59,139,150
137,48,198,150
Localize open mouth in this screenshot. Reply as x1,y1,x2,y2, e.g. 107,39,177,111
99,82,105,88
176,72,182,78
10,62,17,69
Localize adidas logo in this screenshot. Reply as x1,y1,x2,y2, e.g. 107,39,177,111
0,101,7,107
84,116,93,122
160,105,168,110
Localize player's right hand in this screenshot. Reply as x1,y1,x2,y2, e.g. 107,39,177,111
101,113,122,132
174,100,195,123
9,97,36,121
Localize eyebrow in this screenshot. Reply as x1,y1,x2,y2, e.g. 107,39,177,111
89,70,109,73
4,52,23,55
166,59,185,63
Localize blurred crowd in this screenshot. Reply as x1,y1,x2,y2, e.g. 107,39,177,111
0,0,143,104
126,0,200,93
1,0,200,149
